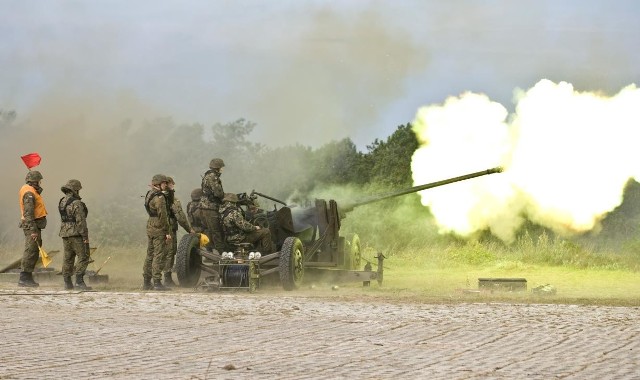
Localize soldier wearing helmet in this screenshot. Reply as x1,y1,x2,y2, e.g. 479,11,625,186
58,179,92,290
187,188,205,234
17,170,48,287
161,176,194,287
220,193,275,254
142,174,172,291
200,158,225,252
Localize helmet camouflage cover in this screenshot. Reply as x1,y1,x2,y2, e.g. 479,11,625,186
190,188,203,201
151,174,168,186
209,158,225,169
25,170,43,183
61,179,82,193
222,192,238,203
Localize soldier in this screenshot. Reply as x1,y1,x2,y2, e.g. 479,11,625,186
18,170,47,287
143,174,172,291
220,193,274,254
58,179,93,290
200,158,225,252
163,176,194,287
187,188,205,234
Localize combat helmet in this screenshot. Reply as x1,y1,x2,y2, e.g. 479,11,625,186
209,158,225,170
61,179,82,194
25,170,43,184
166,176,175,185
151,174,168,186
190,188,203,201
222,193,238,203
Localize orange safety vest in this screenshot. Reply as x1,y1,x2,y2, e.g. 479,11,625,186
19,184,48,220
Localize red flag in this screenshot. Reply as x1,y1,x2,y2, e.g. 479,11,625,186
21,153,41,169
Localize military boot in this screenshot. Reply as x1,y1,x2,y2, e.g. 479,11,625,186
63,276,74,290
142,276,153,290
163,272,176,287
18,272,39,287
75,274,92,290
153,278,170,291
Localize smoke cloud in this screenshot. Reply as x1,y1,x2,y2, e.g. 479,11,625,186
240,9,428,147
411,79,640,243
0,3,431,250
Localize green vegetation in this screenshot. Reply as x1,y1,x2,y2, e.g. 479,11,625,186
1,111,639,306
2,229,638,306
342,226,640,306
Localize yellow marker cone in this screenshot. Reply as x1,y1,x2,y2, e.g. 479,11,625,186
38,244,52,268
199,233,210,248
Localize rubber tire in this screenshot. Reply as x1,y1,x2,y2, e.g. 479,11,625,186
279,237,304,291
349,234,362,270
175,233,202,287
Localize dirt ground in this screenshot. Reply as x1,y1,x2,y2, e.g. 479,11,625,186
0,285,639,380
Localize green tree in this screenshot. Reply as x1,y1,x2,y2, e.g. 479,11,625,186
312,138,369,185
248,143,315,200
366,123,418,188
210,119,264,154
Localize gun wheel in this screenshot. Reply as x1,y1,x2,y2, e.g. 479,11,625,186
175,233,202,287
279,237,304,290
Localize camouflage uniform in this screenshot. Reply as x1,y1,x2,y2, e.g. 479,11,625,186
58,179,93,290
143,175,172,290
220,193,274,254
162,177,193,286
187,188,205,234
18,171,47,287
200,158,225,252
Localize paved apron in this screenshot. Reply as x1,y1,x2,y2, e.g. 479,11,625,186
0,290,638,379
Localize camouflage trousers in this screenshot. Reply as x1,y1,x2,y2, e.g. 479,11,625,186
144,235,168,280
21,228,41,273
201,209,224,252
233,229,275,254
163,229,178,273
62,236,93,277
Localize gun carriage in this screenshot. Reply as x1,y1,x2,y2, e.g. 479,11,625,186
174,167,502,292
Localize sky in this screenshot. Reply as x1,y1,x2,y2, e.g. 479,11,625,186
2,0,639,150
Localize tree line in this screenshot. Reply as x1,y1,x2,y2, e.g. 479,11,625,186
0,110,419,246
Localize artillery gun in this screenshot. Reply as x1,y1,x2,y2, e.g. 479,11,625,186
174,167,502,292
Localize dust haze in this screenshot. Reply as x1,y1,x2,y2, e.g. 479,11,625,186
240,9,428,146
0,6,426,249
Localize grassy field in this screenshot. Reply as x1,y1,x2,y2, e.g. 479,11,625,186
374,252,640,306
350,233,640,306
2,234,638,306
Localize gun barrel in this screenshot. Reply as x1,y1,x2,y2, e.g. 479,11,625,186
251,190,288,206
345,166,503,211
